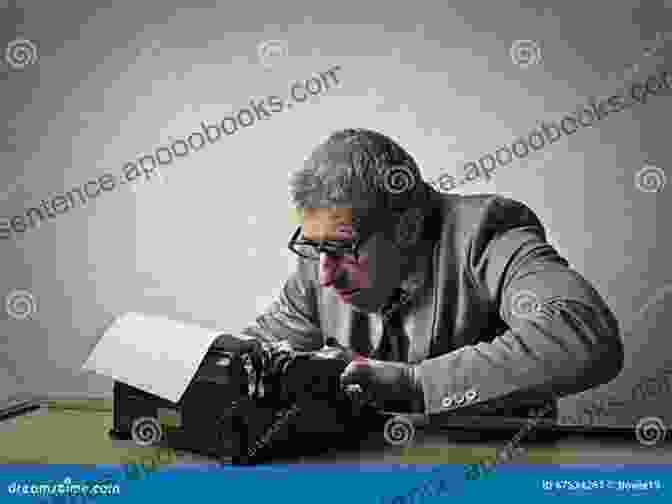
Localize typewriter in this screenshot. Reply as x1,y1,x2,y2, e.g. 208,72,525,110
109,334,386,465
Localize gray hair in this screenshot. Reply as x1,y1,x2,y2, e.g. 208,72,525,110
289,129,429,216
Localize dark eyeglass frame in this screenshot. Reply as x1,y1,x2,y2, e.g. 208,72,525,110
288,226,373,262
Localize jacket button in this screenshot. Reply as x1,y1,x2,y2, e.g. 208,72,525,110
465,389,478,402
442,396,454,409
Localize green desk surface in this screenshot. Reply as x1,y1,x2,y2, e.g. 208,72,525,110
0,399,670,466
0,399,176,466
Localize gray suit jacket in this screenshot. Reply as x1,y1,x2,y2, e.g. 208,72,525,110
241,190,624,418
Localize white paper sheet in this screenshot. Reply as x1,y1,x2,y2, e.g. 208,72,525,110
81,312,221,403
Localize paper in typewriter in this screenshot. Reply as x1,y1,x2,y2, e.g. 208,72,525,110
81,312,221,403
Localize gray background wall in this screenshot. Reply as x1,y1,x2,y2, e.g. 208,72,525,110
0,0,670,430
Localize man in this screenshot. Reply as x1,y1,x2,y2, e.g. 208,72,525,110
231,128,624,420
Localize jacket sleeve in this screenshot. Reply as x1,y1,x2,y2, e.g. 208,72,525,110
417,196,625,415
238,256,324,351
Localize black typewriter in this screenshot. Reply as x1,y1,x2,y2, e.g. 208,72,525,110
109,334,382,465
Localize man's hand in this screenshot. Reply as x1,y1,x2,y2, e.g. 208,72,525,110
340,358,425,413
209,333,265,354
304,345,357,362
292,338,360,365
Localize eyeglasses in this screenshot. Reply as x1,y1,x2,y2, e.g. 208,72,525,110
288,227,366,261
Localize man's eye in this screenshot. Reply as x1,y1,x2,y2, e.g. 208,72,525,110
323,243,349,251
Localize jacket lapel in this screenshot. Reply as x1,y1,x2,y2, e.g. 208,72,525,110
404,252,437,363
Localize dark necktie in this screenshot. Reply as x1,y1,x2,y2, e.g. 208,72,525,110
373,308,409,363
349,289,410,362
349,310,372,356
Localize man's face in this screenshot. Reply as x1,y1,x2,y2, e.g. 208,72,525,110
301,207,405,312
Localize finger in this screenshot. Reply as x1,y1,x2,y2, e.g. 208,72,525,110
324,337,344,348
340,366,359,386
320,347,348,357
340,362,371,385
340,371,359,386
341,360,368,375
323,339,365,359
346,351,371,366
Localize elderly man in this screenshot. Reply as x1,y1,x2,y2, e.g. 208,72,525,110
233,128,623,420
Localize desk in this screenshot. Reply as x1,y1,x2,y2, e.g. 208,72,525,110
1,398,671,467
